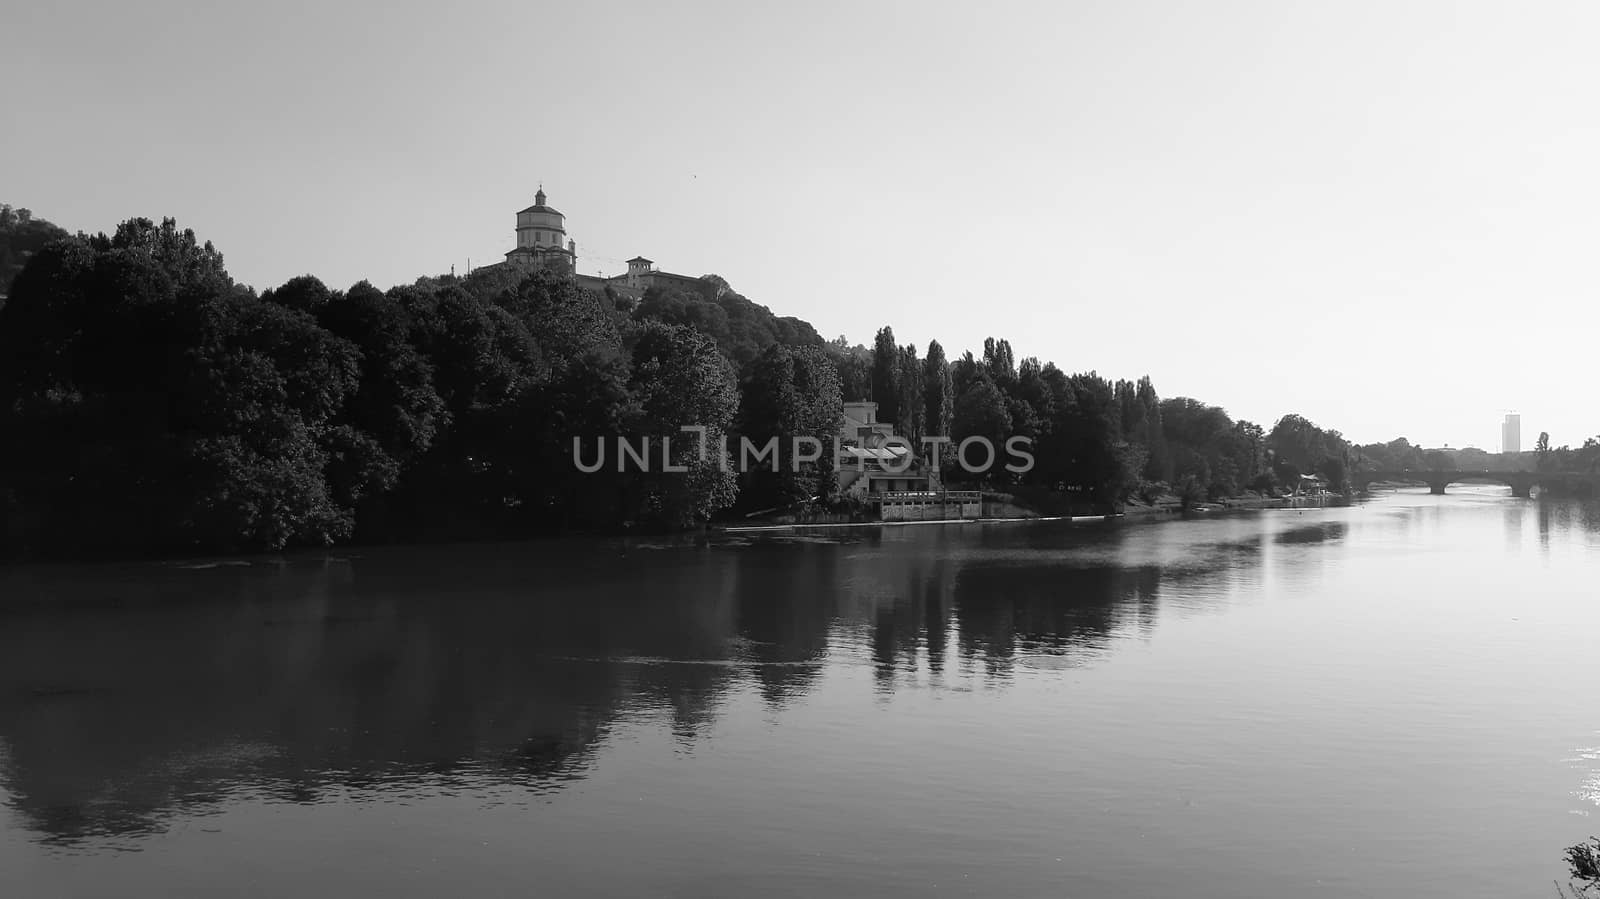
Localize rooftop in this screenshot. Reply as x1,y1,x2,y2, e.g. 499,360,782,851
841,446,909,462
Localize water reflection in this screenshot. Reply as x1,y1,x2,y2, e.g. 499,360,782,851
1273,521,1348,546
1,498,1596,887
0,521,1264,848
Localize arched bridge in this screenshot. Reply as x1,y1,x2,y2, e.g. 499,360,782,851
1352,469,1600,498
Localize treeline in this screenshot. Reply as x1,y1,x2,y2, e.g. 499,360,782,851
833,327,1356,506
1349,435,1600,475
0,212,1361,558
0,216,841,556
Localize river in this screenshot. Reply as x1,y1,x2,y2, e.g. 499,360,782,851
1,488,1597,897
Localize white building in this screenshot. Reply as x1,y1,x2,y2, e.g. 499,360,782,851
1501,413,1521,455
503,187,577,275
835,401,938,497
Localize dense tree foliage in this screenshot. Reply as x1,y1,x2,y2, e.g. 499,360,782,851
620,323,740,528
632,277,822,368
738,344,841,512
813,320,1363,506
0,205,71,304
0,219,354,553
1351,437,1428,472
9,206,1569,557
0,215,802,555
829,336,872,402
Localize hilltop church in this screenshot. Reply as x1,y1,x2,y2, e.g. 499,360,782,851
475,187,709,301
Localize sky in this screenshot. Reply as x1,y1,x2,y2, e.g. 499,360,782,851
5,0,1598,450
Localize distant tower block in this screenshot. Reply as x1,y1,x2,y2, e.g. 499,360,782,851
1501,413,1521,454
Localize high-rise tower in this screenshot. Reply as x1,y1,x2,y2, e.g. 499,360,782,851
1501,413,1521,455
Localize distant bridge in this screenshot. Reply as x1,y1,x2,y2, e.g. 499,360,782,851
1352,469,1600,498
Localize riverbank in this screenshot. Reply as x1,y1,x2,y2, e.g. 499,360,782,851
719,489,1335,533
2,488,1349,565
721,513,1118,533
1118,490,1334,516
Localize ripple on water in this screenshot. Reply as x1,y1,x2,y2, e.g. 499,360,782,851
1013,654,1083,671
549,655,824,668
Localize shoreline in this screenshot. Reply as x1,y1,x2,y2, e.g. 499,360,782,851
1,493,1354,568
721,513,1119,533
718,496,1337,533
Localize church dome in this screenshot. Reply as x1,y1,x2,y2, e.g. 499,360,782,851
518,187,562,217
515,186,567,243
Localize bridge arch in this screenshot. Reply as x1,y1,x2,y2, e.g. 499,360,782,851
1353,470,1535,498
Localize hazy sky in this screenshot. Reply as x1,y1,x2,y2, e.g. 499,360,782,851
6,1,1598,449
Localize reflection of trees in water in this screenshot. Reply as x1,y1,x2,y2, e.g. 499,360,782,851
0,520,1291,847
945,522,1282,680
1273,521,1348,546
868,561,955,692
951,563,1161,681
0,541,769,845
0,535,867,845
1538,499,1600,550
730,542,839,708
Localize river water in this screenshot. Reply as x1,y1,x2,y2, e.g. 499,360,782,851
1,488,1597,898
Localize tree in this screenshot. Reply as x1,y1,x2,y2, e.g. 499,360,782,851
0,203,72,299
496,271,635,530
1577,437,1600,473
951,350,981,399
1230,420,1266,486
982,337,1016,386
1267,413,1349,488
1317,455,1348,493
923,339,953,437
896,343,924,447
870,326,900,425
950,377,1011,482
1030,371,1128,504
1157,397,1236,497
625,323,740,528
830,339,872,403
740,344,842,511
1012,357,1052,441
0,219,360,554
630,277,821,368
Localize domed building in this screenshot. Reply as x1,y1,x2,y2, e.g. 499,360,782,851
503,187,577,275
475,186,712,302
